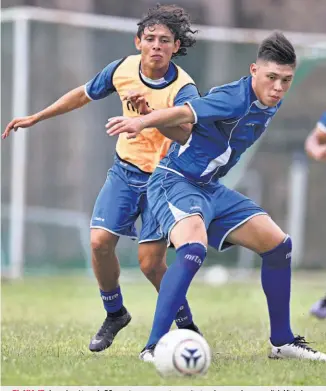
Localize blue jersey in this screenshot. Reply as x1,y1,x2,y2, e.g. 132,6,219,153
158,76,282,185
317,112,326,132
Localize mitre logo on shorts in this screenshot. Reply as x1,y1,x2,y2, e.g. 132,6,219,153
286,252,292,259
185,254,202,265
93,217,105,222
189,198,201,211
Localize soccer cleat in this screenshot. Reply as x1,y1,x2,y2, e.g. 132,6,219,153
139,344,156,362
89,310,131,352
269,335,326,361
310,297,326,319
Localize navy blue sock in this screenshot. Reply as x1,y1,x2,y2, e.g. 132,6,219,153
146,242,207,347
100,286,123,313
175,300,193,327
261,235,294,346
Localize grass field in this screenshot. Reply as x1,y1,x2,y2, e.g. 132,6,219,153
1,272,326,386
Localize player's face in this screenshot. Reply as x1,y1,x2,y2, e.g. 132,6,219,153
250,61,294,107
135,25,180,72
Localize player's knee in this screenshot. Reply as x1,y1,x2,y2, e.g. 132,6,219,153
171,215,207,248
139,254,166,278
90,229,116,254
261,235,292,269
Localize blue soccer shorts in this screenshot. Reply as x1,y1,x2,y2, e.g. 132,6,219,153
91,160,163,243
147,168,266,250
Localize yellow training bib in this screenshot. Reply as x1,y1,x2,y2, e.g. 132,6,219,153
112,54,196,173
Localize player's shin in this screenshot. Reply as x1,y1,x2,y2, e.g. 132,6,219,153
261,235,295,346
146,242,207,347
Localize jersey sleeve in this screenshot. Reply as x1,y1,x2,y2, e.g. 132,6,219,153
317,112,326,133
173,84,200,106
185,89,245,124
84,58,122,100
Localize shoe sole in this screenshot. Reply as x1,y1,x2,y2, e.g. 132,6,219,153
268,352,326,361
89,314,132,352
139,356,155,363
268,354,281,359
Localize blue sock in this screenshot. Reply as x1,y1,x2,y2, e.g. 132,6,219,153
146,242,207,347
100,286,123,313
261,235,294,346
175,300,193,327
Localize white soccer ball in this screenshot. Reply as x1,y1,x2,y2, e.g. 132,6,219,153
154,329,211,377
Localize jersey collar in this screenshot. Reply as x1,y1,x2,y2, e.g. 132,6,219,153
139,61,178,89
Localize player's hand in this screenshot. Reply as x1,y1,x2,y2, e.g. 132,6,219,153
123,91,152,115
106,116,145,139
306,143,326,162
314,146,326,162
2,115,39,139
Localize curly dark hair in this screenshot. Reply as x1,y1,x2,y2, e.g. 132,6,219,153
137,4,197,57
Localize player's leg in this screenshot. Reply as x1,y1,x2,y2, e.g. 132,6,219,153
226,215,326,360
310,294,326,319
137,193,167,289
140,170,211,361
224,214,295,347
91,229,120,292
138,240,167,290
138,193,202,333
207,185,326,361
89,165,140,352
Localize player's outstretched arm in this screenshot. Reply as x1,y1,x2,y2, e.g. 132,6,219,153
2,85,91,139
106,105,195,140
305,126,326,162
122,92,192,144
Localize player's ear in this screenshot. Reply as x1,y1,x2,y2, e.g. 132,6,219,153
173,39,181,54
250,63,257,78
135,35,141,51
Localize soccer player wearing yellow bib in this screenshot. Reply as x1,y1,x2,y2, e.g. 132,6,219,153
2,4,201,352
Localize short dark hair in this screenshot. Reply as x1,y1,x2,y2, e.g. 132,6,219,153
257,31,296,67
137,4,197,57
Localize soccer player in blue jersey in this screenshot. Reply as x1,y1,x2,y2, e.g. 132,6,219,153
107,32,326,361
305,111,326,319
2,5,202,352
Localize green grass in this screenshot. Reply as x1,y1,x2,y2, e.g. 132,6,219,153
1,272,326,386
